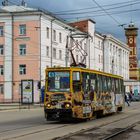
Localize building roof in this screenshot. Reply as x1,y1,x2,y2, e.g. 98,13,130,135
0,5,36,12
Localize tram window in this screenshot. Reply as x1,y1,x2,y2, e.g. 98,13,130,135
73,72,80,81
115,79,119,94
102,76,108,92
111,78,115,92
90,73,97,92
98,75,103,92
73,71,81,92
120,79,123,93
107,77,112,92
82,72,90,92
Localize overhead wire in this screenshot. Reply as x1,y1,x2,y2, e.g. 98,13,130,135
54,1,140,16
53,0,140,13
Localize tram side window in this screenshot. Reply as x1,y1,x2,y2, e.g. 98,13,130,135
120,79,124,94
98,75,103,92
111,78,115,93
107,77,112,92
82,72,90,93
115,79,119,94
90,73,97,92
102,76,108,92
119,79,124,94
73,71,81,92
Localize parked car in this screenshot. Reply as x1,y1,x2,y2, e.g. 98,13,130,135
131,95,140,101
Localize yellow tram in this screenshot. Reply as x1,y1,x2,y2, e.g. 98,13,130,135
44,67,124,121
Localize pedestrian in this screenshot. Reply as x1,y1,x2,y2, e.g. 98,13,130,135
125,93,130,106
129,93,132,103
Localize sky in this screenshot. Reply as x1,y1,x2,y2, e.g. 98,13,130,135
1,0,140,59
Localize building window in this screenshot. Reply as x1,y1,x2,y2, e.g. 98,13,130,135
53,30,56,41
99,54,100,63
0,84,4,94
59,50,62,59
76,55,78,63
53,48,56,59
59,32,62,43
46,27,49,38
19,44,26,55
0,26,4,36
0,45,4,55
19,64,26,75
46,46,49,57
0,65,4,75
19,24,26,35
98,40,100,48
80,56,82,62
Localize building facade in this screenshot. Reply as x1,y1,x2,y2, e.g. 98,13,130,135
70,19,130,80
0,5,130,102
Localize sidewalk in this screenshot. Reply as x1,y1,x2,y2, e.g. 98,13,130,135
0,103,44,111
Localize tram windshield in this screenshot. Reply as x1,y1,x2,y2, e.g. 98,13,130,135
48,71,70,92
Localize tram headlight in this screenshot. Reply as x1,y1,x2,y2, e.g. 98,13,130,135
65,103,71,108
46,103,51,108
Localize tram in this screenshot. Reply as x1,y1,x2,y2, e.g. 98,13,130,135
44,67,124,121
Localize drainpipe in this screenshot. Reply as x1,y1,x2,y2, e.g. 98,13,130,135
50,19,55,67
11,13,14,102
103,35,106,72
39,14,41,103
88,38,90,68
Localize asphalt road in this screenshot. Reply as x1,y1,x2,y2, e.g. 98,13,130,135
0,102,140,140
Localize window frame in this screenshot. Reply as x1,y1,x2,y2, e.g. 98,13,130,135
19,44,26,55
19,64,26,75
53,29,56,41
46,46,49,57
46,27,49,38
0,26,4,37
0,45,4,55
0,84,4,94
19,24,26,35
59,32,62,43
53,48,56,59
0,65,4,75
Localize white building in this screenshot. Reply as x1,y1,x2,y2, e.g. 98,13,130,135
0,4,130,102
103,34,130,80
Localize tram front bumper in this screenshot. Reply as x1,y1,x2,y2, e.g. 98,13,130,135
45,109,72,120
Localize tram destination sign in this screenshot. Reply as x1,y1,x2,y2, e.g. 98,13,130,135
21,79,34,104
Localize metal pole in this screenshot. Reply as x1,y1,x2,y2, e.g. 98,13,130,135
39,14,41,105
11,13,14,102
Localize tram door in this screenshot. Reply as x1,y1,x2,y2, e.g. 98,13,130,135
82,72,92,117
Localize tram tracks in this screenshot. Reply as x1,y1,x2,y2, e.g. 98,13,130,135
1,105,140,140
53,111,140,140
102,123,136,140
1,124,70,140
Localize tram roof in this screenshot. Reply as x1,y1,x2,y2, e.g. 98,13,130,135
46,67,123,79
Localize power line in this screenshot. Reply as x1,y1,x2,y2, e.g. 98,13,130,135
64,8,140,21
53,0,140,13
54,1,140,16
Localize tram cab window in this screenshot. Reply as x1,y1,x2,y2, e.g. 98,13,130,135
73,71,81,92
